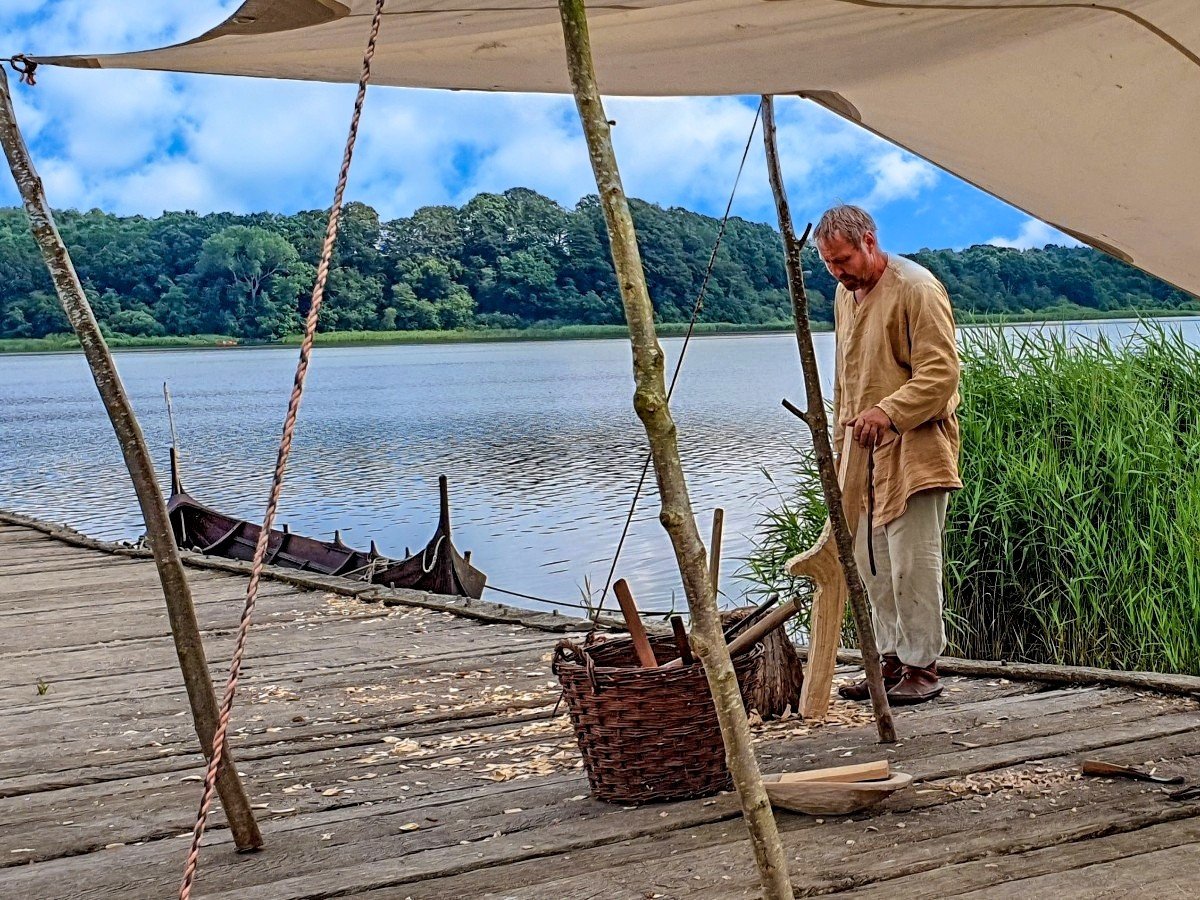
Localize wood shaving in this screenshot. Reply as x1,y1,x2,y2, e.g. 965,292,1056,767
935,764,1080,799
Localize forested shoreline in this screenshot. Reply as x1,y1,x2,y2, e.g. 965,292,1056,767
2,188,1195,343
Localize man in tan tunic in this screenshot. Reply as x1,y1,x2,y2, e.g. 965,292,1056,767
816,205,962,705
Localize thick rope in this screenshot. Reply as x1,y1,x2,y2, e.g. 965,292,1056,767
7,55,38,86
177,3,387,897
588,100,763,632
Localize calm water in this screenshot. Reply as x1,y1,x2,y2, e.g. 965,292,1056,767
2,319,1197,614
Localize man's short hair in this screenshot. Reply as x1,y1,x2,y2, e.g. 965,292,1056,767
814,205,877,249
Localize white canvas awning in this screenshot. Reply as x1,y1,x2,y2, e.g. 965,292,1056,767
29,1,1200,298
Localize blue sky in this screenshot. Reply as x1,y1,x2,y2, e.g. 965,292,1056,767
0,0,1076,253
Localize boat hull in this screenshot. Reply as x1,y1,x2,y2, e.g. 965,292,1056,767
165,474,485,599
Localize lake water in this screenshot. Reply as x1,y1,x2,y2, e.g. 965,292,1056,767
2,318,1197,615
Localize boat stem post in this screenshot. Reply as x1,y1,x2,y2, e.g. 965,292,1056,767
760,95,896,743
0,67,263,850
555,5,793,897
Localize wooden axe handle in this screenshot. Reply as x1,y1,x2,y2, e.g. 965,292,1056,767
613,578,658,668
670,615,693,666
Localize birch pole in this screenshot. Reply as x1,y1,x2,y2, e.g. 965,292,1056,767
760,95,895,743
0,67,263,850
556,5,793,897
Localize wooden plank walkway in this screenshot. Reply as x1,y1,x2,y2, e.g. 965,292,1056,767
1,519,1199,899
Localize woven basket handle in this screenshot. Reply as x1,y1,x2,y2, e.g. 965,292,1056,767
553,639,600,692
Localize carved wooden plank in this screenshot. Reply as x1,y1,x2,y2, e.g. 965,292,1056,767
786,428,870,718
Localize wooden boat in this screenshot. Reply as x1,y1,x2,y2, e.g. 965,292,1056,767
165,449,485,598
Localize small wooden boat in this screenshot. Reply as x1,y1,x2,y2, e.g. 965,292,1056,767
165,448,485,599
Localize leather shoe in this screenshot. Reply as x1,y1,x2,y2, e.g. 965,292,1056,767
838,654,902,701
886,662,943,705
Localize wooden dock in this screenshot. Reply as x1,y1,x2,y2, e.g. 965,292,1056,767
2,517,1199,899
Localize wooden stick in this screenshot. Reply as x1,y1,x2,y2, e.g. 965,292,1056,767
721,592,781,644
164,383,184,495
809,646,1200,697
709,507,724,602
725,598,801,660
657,593,779,671
659,592,786,671
0,67,262,851
670,615,694,665
556,6,793,896
613,579,658,667
761,94,895,744
773,760,889,784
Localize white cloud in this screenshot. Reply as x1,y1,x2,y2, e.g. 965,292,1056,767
12,0,236,56
853,150,940,210
987,218,1082,250
0,2,955,238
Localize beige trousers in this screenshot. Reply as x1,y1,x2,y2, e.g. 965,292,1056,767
854,489,949,668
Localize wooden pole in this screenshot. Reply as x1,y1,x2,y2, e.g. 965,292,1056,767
0,67,263,850
708,507,724,602
760,94,896,744
555,6,794,897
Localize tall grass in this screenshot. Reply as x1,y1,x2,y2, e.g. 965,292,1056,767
741,324,1200,674
738,459,828,635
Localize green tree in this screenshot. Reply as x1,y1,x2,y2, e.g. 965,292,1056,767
396,256,476,329
108,308,165,336
2,195,1197,341
196,226,308,339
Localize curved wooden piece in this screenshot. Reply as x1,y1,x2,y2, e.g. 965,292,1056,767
784,429,870,719
788,522,844,718
762,771,912,815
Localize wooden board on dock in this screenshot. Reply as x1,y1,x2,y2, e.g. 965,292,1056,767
1,519,1199,899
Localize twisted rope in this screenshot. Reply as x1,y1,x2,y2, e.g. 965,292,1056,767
421,534,445,573
587,100,763,633
177,3,387,896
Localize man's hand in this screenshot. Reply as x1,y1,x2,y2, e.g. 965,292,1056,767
842,406,894,448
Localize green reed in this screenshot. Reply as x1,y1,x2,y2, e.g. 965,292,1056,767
741,324,1200,674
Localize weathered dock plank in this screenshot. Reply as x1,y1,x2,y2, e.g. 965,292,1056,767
0,520,1197,900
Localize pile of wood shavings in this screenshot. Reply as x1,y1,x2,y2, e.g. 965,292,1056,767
748,698,877,744
935,764,1080,800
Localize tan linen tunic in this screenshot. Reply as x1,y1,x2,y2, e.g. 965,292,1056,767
833,254,962,527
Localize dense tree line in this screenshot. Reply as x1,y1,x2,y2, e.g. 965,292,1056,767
1,188,1193,341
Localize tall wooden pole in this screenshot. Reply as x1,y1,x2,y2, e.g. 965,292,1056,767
0,67,263,849
760,95,896,743
555,6,793,897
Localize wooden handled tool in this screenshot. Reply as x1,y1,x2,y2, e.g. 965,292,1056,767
1080,760,1185,785
721,593,780,644
656,593,782,671
670,615,693,666
613,578,658,668
724,597,800,660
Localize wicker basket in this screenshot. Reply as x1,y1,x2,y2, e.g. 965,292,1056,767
552,634,764,803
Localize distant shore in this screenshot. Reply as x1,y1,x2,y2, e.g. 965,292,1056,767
1,307,1196,355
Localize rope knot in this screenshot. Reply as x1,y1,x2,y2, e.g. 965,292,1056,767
10,55,38,86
